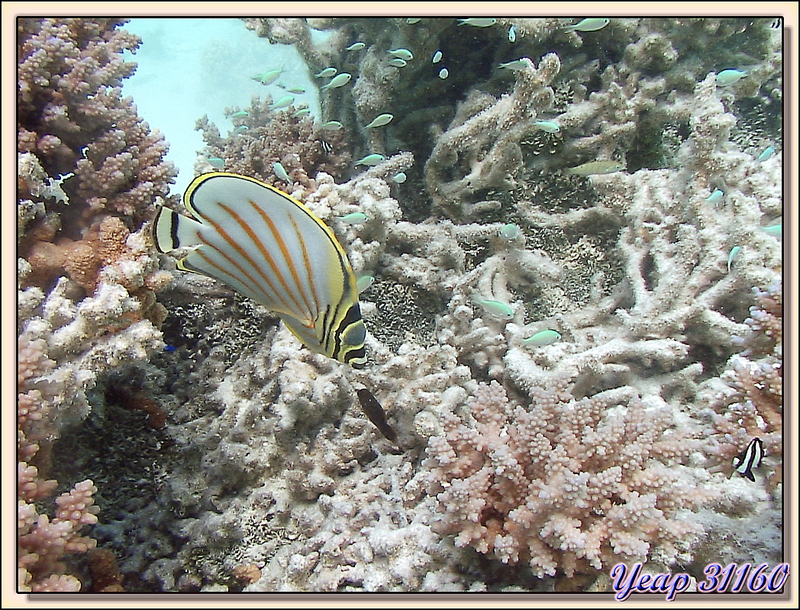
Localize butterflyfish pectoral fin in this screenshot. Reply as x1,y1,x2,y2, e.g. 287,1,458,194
152,171,368,367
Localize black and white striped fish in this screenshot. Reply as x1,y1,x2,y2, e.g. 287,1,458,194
154,172,367,368
732,437,764,482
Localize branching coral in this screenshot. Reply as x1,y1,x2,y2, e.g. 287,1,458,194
17,18,175,591
17,337,100,592
195,96,351,193
424,54,561,217
21,16,782,592
702,278,783,490
18,18,175,225
424,378,714,579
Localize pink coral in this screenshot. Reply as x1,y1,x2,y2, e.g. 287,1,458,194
18,337,100,592
706,278,782,490
195,96,351,193
424,378,713,578
18,481,99,592
18,18,175,228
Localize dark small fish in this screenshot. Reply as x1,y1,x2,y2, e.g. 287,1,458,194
357,388,397,442
732,437,764,482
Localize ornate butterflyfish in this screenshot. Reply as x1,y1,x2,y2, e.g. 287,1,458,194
153,172,367,368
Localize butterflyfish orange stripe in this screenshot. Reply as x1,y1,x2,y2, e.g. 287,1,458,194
153,172,367,368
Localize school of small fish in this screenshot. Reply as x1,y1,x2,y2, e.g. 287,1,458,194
157,16,780,457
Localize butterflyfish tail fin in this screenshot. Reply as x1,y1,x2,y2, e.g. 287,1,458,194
153,205,204,253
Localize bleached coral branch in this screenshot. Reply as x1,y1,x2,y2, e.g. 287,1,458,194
425,54,561,217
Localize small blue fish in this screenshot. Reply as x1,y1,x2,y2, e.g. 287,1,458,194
356,275,375,293
320,120,343,131
365,114,394,129
757,146,775,162
388,58,407,68
438,67,449,79
322,73,352,90
406,18,421,25
762,223,782,237
566,160,624,175
284,86,306,94
292,108,312,118
705,189,724,204
346,42,366,51
252,69,283,85
272,161,292,182
270,95,295,110
522,329,561,347
388,48,413,60
533,120,560,133
315,67,338,78
230,110,249,118
458,18,497,27
337,212,368,224
727,246,741,273
432,50,443,64
499,58,530,70
473,296,513,320
508,25,516,42
732,437,764,482
207,157,225,169
355,153,385,166
391,172,407,184
716,69,747,86
563,18,610,33
499,223,520,240
233,125,249,134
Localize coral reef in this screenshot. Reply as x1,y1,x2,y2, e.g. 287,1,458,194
17,18,176,591
17,16,784,593
424,53,561,217
194,96,352,193
701,278,783,491
424,378,712,578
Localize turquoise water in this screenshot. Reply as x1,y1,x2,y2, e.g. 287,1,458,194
122,18,319,192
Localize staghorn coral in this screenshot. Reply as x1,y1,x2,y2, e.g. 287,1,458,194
423,378,714,579
423,53,561,217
